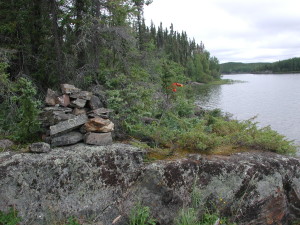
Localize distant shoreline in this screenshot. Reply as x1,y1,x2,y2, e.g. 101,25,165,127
222,71,300,75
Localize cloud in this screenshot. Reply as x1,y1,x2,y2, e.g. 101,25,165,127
144,0,300,63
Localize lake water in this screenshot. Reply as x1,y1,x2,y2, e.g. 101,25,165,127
195,74,300,155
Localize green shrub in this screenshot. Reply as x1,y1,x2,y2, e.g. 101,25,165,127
199,212,219,225
0,63,41,143
0,208,21,225
177,122,225,151
211,117,296,155
129,202,156,225
11,78,41,143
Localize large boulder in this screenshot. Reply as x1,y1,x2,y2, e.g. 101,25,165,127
0,145,299,225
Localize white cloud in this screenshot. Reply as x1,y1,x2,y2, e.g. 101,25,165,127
144,0,300,63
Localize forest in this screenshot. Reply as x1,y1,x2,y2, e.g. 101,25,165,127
0,0,220,87
221,57,300,74
0,0,296,155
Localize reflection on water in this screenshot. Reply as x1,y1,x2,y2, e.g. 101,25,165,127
195,85,222,109
195,74,300,155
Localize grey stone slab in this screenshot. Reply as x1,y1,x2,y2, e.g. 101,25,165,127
50,114,88,136
70,91,93,100
43,106,73,113
71,98,87,108
51,132,83,147
84,132,112,145
88,95,104,109
40,111,76,127
88,108,113,119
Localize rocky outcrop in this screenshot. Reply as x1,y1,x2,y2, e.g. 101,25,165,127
0,145,299,225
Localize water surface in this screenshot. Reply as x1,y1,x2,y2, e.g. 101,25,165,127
195,74,300,155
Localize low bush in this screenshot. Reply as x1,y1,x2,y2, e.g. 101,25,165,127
0,63,41,143
130,110,296,155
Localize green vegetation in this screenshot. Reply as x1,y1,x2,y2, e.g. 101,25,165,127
129,202,156,225
0,0,296,155
0,0,221,145
0,63,41,143
65,217,81,225
220,62,270,74
175,208,199,225
258,57,300,73
220,57,300,74
176,209,235,225
175,185,236,225
0,208,21,225
133,109,296,156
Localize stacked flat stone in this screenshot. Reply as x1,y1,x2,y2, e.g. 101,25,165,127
40,84,114,147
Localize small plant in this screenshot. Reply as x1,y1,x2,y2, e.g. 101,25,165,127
199,212,219,225
175,208,198,225
0,207,21,225
129,202,156,225
65,216,81,225
191,179,203,208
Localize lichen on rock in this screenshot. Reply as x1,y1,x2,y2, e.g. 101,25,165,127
0,144,299,225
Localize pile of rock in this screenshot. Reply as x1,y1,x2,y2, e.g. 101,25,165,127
40,84,114,147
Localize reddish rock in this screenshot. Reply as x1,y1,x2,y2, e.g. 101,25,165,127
56,94,70,107
73,108,87,115
99,122,114,133
83,117,113,132
84,132,112,145
45,88,59,106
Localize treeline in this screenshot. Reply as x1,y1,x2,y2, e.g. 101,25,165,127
258,57,300,73
220,57,300,74
220,62,270,74
0,0,220,90
143,22,221,81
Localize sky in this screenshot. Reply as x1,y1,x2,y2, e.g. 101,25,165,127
143,0,300,63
